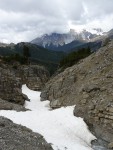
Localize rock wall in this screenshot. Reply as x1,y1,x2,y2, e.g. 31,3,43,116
16,65,49,91
0,63,49,106
0,117,53,150
0,63,27,105
41,41,113,148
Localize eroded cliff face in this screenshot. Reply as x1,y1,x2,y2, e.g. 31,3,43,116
0,62,49,108
0,63,27,105
16,65,50,91
41,41,113,148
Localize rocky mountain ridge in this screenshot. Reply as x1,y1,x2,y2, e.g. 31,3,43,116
30,28,113,53
41,40,113,149
31,28,103,48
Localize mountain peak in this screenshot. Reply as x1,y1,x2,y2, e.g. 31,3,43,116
31,28,105,50
69,28,103,35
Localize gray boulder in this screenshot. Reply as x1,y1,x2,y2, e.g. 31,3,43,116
50,99,61,109
40,90,48,101
0,98,27,111
0,116,53,150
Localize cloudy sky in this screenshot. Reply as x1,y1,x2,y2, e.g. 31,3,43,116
0,0,113,43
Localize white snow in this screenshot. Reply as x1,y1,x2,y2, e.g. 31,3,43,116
0,85,96,150
86,28,103,36
87,35,90,40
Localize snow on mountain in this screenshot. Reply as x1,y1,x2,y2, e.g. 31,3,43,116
31,28,103,48
87,28,103,35
31,32,75,48
0,85,96,150
0,42,9,47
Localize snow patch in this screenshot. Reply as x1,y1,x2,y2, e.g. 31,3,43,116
0,85,96,150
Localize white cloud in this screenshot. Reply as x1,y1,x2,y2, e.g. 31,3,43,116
0,0,113,43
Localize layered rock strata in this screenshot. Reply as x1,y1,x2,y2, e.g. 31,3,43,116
41,41,113,148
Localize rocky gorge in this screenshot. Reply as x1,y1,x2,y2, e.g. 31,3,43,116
41,40,113,149
0,61,49,109
0,61,52,149
1,40,113,149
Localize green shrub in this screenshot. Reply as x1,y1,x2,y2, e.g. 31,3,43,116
2,53,27,64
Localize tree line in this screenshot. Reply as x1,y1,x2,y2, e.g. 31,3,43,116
59,47,91,68
2,45,30,64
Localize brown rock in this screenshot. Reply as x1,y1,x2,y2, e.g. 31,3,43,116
108,142,113,149
41,40,113,147
0,64,27,105
0,98,27,111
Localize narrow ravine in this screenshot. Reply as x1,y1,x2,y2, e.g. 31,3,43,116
0,85,96,150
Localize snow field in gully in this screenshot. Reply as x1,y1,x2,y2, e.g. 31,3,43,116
0,85,96,150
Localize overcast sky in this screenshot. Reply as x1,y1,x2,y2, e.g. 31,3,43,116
0,0,113,43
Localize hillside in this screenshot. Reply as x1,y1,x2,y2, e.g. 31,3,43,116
41,40,113,149
50,40,102,53
0,42,65,74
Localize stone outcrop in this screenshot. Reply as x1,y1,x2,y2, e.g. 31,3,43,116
15,65,49,91
0,63,27,105
0,62,49,107
0,117,53,150
41,41,113,148
0,98,27,111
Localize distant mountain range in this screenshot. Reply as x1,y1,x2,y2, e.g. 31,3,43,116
31,28,106,52
31,28,113,53
0,28,113,74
